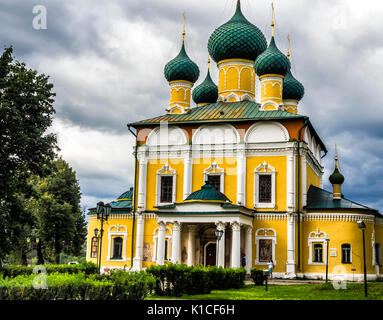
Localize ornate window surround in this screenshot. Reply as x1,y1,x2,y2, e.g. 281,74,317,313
254,228,277,265
156,163,177,206
308,229,329,265
152,226,173,262
203,161,225,193
107,225,128,261
254,162,276,209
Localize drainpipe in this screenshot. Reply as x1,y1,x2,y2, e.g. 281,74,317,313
296,117,309,272
128,125,138,270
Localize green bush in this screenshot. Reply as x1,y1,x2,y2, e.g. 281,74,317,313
250,268,267,286
109,270,155,300
0,270,155,300
0,261,98,278
146,264,246,297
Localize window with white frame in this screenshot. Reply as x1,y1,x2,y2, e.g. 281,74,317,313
255,228,277,265
156,163,177,205
308,229,328,265
375,243,382,266
254,162,276,208
90,236,98,258
107,225,128,261
341,244,351,264
204,161,225,193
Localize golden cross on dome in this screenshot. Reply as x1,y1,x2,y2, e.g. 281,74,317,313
182,12,186,44
335,143,339,169
287,35,291,59
271,2,275,37
208,55,211,71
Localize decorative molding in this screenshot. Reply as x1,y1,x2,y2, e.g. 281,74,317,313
204,161,225,193
307,228,329,266
254,161,276,209
254,228,277,265
156,163,177,206
244,121,289,143
107,225,128,261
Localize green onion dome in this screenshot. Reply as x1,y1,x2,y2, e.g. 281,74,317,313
164,43,200,83
329,168,345,185
192,69,218,104
208,1,267,63
117,187,133,201
184,183,231,203
283,68,305,101
254,37,290,77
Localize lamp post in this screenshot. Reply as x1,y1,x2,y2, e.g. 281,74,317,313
96,201,111,273
357,220,368,297
215,229,224,266
324,235,330,283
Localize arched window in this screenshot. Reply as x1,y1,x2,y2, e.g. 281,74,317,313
90,236,99,258
341,244,351,264
112,237,123,259
375,243,382,266
313,243,323,263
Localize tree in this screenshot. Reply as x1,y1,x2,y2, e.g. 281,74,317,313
0,46,57,264
29,158,86,264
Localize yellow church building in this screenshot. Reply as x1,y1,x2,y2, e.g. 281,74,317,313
87,1,383,281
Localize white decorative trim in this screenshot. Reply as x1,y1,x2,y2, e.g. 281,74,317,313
307,229,329,265
254,161,276,209
260,100,280,111
302,213,375,223
254,228,277,265
146,125,188,146
192,123,240,145
244,121,290,143
167,104,188,114
203,161,225,193
156,163,177,206
107,225,128,261
152,226,173,262
225,92,240,102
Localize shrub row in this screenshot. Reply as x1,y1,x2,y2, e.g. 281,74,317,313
0,270,155,300
145,264,246,297
250,268,267,286
0,261,98,278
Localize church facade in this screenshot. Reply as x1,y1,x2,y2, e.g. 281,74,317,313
87,1,383,281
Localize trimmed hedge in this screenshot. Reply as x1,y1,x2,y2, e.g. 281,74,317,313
146,264,246,297
0,270,156,300
250,268,267,286
0,261,98,278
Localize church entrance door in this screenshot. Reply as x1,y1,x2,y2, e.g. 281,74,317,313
205,243,216,267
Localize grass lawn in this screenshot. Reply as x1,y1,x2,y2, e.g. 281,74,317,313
147,282,383,300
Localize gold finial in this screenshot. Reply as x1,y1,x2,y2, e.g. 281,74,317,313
208,55,211,71
182,12,186,44
271,2,275,37
335,143,339,169
287,35,291,59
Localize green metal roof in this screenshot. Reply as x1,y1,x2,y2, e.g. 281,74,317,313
208,0,267,63
117,187,133,200
305,185,378,213
184,183,231,203
128,101,303,126
254,37,290,77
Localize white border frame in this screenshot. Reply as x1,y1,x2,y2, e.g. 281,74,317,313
107,225,128,261
254,161,276,209
308,229,329,266
203,161,225,193
254,228,277,265
156,163,177,206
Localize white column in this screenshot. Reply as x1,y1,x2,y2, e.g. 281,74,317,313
215,222,226,267
286,213,296,276
156,221,166,265
301,154,307,207
171,222,181,264
183,149,192,200
133,213,145,270
231,222,241,268
286,153,296,212
187,225,197,266
245,226,253,274
137,152,148,211
237,144,246,206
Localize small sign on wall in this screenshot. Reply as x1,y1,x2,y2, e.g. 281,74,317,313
329,248,337,257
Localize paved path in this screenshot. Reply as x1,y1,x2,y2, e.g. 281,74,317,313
244,278,325,285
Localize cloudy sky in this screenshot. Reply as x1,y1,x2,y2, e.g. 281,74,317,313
1,0,383,213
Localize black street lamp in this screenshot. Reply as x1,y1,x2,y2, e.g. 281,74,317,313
324,235,330,283
96,201,111,273
357,220,368,297
215,229,224,266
